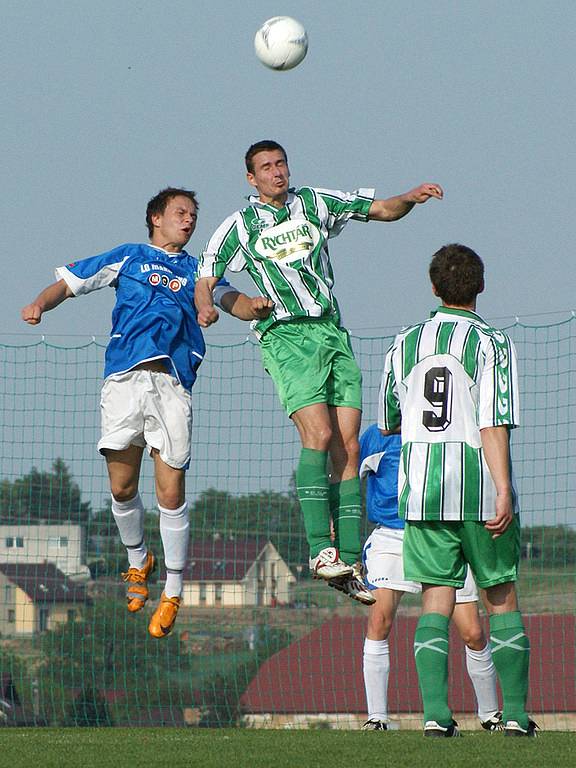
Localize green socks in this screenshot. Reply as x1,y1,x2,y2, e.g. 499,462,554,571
414,610,530,729
330,478,362,565
296,448,331,558
296,453,363,563
490,611,530,728
414,613,452,726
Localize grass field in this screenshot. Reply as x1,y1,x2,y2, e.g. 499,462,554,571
2,728,575,768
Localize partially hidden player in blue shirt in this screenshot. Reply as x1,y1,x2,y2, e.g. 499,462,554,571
359,424,502,731
21,187,273,638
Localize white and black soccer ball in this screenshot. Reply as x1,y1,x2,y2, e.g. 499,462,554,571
254,16,308,71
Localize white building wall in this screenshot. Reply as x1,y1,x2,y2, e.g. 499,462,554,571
181,542,295,608
0,524,88,578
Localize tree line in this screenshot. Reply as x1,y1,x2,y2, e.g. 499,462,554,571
0,460,574,570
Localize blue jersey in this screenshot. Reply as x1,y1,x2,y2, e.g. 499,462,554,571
358,425,403,530
56,243,232,391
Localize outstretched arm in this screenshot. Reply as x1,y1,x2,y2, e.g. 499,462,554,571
481,425,513,539
21,279,75,325
220,292,274,321
368,183,443,222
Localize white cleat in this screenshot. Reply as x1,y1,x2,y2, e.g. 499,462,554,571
504,719,539,737
424,719,461,738
328,562,376,605
309,547,353,582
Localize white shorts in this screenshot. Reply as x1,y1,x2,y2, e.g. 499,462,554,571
363,526,478,603
98,369,193,470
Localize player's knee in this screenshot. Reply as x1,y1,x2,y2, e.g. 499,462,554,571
461,625,486,649
157,488,186,510
302,425,332,451
110,484,139,504
367,611,393,640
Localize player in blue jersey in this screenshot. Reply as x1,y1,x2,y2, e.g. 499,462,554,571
21,187,273,638
359,424,502,732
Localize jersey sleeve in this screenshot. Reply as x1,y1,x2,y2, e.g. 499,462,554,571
314,188,375,238
378,342,402,431
55,244,130,296
212,276,240,309
478,332,520,429
199,214,246,278
359,450,385,480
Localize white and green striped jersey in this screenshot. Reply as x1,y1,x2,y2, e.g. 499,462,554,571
198,186,374,337
378,307,520,522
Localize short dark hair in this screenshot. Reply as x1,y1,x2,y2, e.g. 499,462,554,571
429,244,484,306
145,188,199,237
245,140,288,174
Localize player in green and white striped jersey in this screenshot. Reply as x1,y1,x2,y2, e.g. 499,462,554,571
379,288,520,523
379,243,535,738
195,139,443,604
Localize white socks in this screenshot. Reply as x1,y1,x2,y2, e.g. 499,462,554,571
111,494,189,598
363,638,390,721
465,643,500,721
159,501,189,598
111,493,148,569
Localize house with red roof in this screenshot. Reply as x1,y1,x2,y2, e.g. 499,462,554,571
182,537,296,608
0,562,89,635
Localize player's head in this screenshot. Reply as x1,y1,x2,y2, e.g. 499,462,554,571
245,141,290,203
146,188,199,238
245,140,288,173
429,244,485,307
146,188,199,251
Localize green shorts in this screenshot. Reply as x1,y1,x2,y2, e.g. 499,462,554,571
403,516,521,589
260,318,362,416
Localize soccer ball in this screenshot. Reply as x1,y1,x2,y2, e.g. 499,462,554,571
254,16,308,71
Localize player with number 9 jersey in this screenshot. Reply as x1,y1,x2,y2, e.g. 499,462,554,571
379,305,520,523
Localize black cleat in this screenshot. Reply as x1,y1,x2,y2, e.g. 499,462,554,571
504,719,539,737
424,719,461,737
362,719,389,731
481,712,503,732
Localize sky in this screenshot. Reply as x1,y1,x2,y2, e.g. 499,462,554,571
1,1,575,523
2,0,575,341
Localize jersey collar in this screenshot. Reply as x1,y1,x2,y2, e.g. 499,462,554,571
147,243,189,259
430,306,486,323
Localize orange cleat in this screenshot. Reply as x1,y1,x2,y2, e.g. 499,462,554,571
148,593,181,638
121,551,156,613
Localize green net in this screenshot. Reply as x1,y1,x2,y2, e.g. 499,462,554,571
0,317,574,729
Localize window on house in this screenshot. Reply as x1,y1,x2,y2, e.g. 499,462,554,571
59,537,68,548
4,585,12,603
8,610,15,623
67,609,75,623
39,608,49,632
199,584,207,604
215,584,222,605
5,537,14,548
15,537,24,548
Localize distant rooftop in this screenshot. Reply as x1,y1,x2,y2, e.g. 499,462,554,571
0,563,88,604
